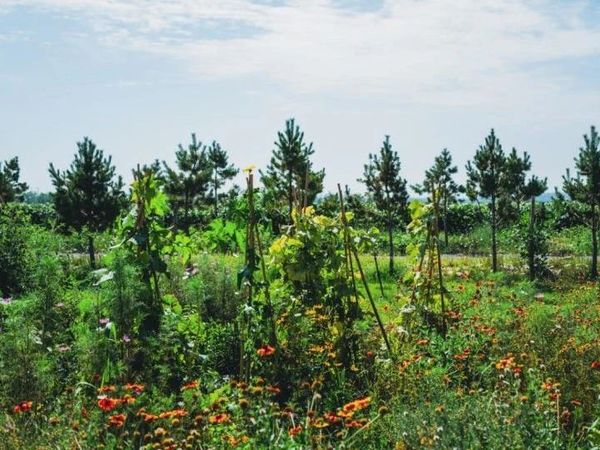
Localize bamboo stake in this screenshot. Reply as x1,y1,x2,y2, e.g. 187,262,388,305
373,253,385,299
338,184,392,355
432,188,447,335
254,222,278,347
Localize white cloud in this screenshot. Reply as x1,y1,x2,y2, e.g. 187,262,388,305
4,0,600,109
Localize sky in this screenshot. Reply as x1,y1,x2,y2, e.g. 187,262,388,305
0,0,599,194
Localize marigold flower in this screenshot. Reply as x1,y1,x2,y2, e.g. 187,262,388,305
97,397,119,412
209,413,230,424
108,413,126,428
256,345,276,357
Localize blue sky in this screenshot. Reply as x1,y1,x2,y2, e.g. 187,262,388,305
0,0,599,194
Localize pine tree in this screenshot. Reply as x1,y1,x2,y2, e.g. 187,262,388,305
0,157,28,204
466,129,505,272
563,125,600,279
260,118,325,223
49,137,125,268
498,148,532,225
207,141,238,217
413,148,459,247
523,175,547,280
360,135,409,274
163,133,212,228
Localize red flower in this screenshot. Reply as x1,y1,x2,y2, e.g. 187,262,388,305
591,361,600,370
97,397,119,412
256,345,276,357
12,401,32,414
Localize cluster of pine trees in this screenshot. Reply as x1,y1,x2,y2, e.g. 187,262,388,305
1,121,599,277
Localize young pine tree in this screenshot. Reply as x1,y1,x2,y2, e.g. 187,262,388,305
360,135,409,274
498,148,532,225
0,157,28,204
260,118,325,223
163,133,212,229
522,175,548,280
413,148,459,247
563,125,600,279
466,129,506,272
207,141,238,217
49,137,125,268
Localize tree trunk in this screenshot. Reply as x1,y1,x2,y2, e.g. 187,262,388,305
491,195,498,272
443,196,449,248
88,234,96,269
387,215,394,274
528,196,535,281
592,201,598,279
214,170,219,217
287,169,293,223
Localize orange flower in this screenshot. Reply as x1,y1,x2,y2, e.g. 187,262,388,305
12,401,32,414
591,361,600,370
181,380,200,391
139,412,159,423
256,345,276,357
345,418,368,428
124,383,145,395
118,395,136,405
97,397,119,412
342,396,371,414
209,413,230,424
108,413,126,428
159,409,187,419
453,348,471,361
311,417,329,429
323,411,341,424
288,425,302,437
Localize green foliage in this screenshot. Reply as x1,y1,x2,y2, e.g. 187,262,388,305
0,157,28,204
162,133,212,229
207,141,238,216
0,207,32,295
360,135,409,273
49,137,125,268
466,130,533,271
199,218,246,254
563,125,600,278
260,118,325,225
